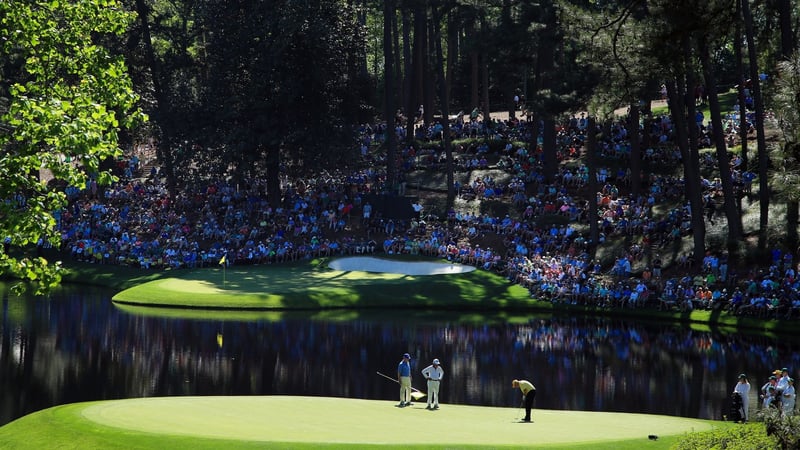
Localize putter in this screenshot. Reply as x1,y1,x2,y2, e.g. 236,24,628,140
376,371,427,400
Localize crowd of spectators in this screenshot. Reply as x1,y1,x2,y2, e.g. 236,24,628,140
52,104,799,319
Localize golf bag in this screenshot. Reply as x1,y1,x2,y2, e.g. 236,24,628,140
729,392,744,422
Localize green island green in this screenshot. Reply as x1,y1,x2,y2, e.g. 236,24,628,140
0,256,788,448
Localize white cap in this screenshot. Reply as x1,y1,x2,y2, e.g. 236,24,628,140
433,358,440,365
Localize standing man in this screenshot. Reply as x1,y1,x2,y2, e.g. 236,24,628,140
733,373,751,422
421,358,444,410
782,378,795,417
397,353,412,407
362,202,372,226
761,375,778,405
777,368,791,394
512,379,537,422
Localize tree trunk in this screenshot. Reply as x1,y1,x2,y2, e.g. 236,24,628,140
733,16,748,174
666,75,703,269
777,0,795,57
628,102,642,197
541,118,557,184
682,39,706,268
431,5,455,208
423,9,434,126
741,0,770,252
641,78,657,152
528,112,539,172
446,10,457,115
537,8,557,185
699,35,743,254
392,4,402,111
480,17,490,119
134,0,177,195
470,48,479,111
778,0,798,252
402,6,414,144
586,117,599,258
266,145,281,208
481,51,490,120
413,0,425,127
357,0,369,79
468,12,479,111
384,0,397,194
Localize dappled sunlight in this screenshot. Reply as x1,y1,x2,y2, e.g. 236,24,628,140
309,269,407,281
111,259,531,311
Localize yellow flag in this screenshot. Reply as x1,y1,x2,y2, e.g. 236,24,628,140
219,254,226,265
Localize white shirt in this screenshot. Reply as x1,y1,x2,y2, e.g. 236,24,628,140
783,384,796,402
421,364,444,381
777,375,790,392
734,381,750,398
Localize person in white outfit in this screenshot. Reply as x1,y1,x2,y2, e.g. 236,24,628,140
782,378,796,417
733,373,750,422
777,368,790,393
421,358,444,409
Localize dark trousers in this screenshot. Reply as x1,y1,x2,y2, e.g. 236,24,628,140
524,389,536,420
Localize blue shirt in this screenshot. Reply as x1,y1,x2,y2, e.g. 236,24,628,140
398,360,411,377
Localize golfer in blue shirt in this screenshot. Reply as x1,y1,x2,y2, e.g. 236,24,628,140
397,353,412,407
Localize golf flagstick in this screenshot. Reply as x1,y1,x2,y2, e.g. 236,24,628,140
376,371,427,400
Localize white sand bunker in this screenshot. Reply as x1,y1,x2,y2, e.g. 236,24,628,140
329,256,476,276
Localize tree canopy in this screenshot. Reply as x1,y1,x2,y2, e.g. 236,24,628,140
0,0,145,292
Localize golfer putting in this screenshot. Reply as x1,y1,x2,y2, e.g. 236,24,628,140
512,379,536,422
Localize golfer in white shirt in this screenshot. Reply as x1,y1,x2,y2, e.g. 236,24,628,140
421,358,444,409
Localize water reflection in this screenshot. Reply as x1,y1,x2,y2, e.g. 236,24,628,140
1,283,798,426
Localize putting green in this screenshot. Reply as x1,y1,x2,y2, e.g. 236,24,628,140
111,257,532,310
74,396,713,446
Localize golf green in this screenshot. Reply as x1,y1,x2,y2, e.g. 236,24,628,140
0,396,720,449
111,257,532,310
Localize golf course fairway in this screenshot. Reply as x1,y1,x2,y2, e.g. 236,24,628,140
0,396,722,449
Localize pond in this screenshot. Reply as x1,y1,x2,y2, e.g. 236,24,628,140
0,282,797,426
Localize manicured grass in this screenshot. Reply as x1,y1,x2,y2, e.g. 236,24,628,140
111,257,532,310
0,396,725,449
649,89,738,124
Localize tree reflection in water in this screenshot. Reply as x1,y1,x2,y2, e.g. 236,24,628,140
0,283,797,426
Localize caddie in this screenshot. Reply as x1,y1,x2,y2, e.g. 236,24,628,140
397,353,412,407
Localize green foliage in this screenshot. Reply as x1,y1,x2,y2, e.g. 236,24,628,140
672,422,778,450
563,1,657,115
674,409,800,450
768,52,800,202
197,0,364,181
761,407,800,449
0,0,145,293
772,53,800,147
